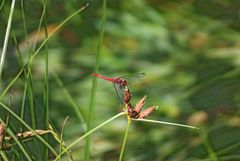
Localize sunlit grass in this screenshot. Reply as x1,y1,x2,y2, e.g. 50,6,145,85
1,1,238,160
0,0,15,81
0,1,89,160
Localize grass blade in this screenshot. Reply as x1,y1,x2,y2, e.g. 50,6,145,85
43,0,49,159
132,118,199,129
0,0,6,12
0,102,58,156
54,112,125,160
118,116,131,161
52,70,86,130
0,3,89,101
0,151,8,161
0,119,32,161
84,0,107,160
0,0,16,81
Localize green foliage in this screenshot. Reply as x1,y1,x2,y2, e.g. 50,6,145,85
0,0,239,160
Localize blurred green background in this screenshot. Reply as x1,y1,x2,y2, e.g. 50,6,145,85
1,0,240,160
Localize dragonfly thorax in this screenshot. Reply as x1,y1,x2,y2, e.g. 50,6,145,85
114,78,128,86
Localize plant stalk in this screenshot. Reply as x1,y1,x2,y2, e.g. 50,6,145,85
54,112,125,160
84,0,107,160
119,116,131,161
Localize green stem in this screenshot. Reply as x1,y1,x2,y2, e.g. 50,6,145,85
0,0,15,81
54,112,125,161
0,119,32,161
201,127,218,161
0,3,89,102
0,151,8,161
52,71,86,130
84,0,107,160
28,3,89,66
132,118,198,129
119,116,131,161
43,0,49,159
0,0,6,11
27,71,35,129
0,102,58,156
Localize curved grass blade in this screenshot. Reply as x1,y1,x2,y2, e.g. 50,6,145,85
0,151,8,161
0,119,32,161
54,112,125,161
52,70,86,131
0,102,58,156
132,118,199,129
0,3,89,102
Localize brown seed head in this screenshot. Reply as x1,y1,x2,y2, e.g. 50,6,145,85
134,95,147,113
0,123,3,144
139,106,157,119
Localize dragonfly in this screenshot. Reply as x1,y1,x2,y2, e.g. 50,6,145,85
92,73,156,119
92,73,145,105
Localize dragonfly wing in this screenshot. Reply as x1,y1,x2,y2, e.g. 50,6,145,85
121,72,146,87
113,83,125,105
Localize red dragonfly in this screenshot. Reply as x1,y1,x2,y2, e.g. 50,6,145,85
92,73,156,119
92,73,145,105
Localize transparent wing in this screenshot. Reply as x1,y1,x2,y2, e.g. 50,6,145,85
113,83,125,105
112,72,146,105
121,72,146,87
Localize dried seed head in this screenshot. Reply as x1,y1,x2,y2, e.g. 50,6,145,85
4,130,50,142
127,104,139,118
0,123,4,144
134,95,147,113
129,110,140,119
139,106,157,119
0,123,3,134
